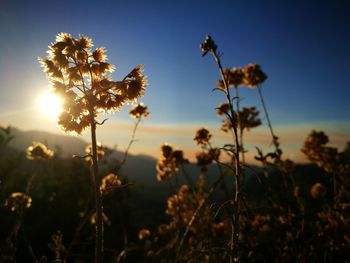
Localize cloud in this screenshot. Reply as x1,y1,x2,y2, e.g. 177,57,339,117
95,119,350,165
2,113,349,165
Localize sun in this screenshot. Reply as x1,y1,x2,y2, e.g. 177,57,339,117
37,91,63,119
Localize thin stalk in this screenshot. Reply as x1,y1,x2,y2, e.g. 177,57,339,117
117,118,141,172
257,85,278,151
212,51,241,262
89,110,103,263
235,87,245,164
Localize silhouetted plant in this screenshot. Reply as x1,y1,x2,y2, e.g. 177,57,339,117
39,32,147,263
201,35,243,262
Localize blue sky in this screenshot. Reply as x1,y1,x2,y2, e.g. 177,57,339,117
0,0,349,162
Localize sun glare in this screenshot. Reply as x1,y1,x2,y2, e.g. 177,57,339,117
37,91,63,119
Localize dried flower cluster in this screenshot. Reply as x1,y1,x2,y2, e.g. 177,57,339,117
26,142,54,160
39,33,147,134
201,36,267,90
301,130,338,172
165,185,204,224
200,35,217,57
219,106,261,133
129,103,150,119
156,144,188,181
100,173,122,194
216,64,267,90
216,102,230,116
194,128,212,146
196,148,220,169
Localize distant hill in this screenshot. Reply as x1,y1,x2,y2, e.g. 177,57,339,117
8,127,88,157
2,125,324,193
4,126,160,185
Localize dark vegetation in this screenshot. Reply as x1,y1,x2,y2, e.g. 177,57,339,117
1,127,349,262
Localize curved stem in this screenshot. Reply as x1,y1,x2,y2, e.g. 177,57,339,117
117,118,141,172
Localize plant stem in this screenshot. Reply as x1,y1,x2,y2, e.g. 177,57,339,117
89,110,103,263
257,85,278,151
212,51,241,262
235,87,245,164
117,118,141,172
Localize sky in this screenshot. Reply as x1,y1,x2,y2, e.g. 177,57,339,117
0,0,349,163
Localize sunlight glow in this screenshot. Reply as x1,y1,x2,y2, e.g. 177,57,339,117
36,91,63,119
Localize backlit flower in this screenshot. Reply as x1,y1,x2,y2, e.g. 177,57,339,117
156,144,188,181
122,65,147,100
100,173,122,194
129,103,150,119
93,47,107,62
236,107,261,131
39,33,147,134
194,128,212,145
243,63,267,88
26,142,54,160
161,144,173,159
229,67,244,86
216,102,230,116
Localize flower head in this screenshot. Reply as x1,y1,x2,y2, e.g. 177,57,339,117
39,33,147,134
301,130,338,172
156,144,188,181
161,144,173,159
200,35,217,56
129,103,150,119
194,128,212,145
121,65,147,101
196,148,220,169
26,142,54,160
216,102,230,116
237,107,261,131
228,67,245,87
243,63,267,88
100,173,122,194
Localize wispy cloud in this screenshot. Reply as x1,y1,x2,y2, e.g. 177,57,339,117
2,113,349,165
98,120,350,164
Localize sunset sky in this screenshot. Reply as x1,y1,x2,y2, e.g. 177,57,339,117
0,0,349,163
